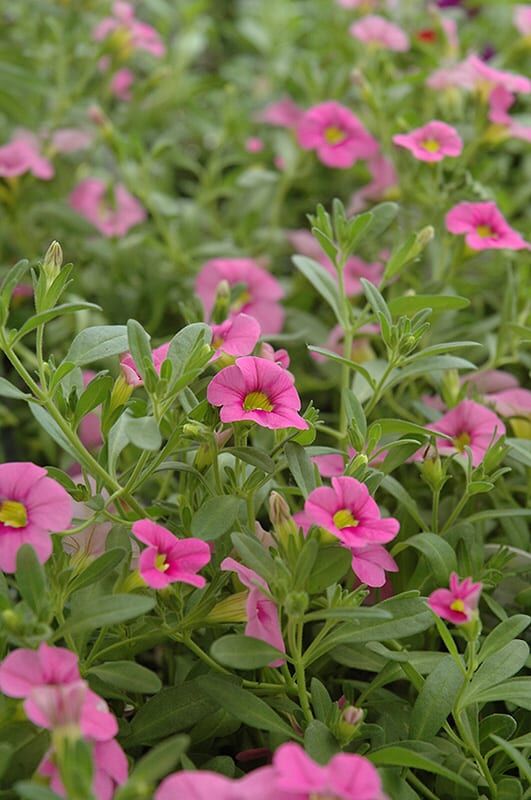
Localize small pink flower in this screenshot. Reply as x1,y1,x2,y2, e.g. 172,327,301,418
312,448,356,478
0,136,53,180
351,544,399,588
110,68,134,101
93,1,165,58
515,5,531,36
427,399,506,466
305,477,400,548
468,54,531,94
40,739,128,800
465,369,519,394
428,572,482,624
348,153,398,213
120,341,170,387
255,97,304,128
156,768,275,800
51,128,93,153
297,101,378,169
207,356,308,430
350,15,409,52
196,258,284,335
488,388,531,419
132,519,211,590
12,283,33,301
245,136,264,153
69,178,146,238
488,86,531,141
445,201,529,251
426,60,477,91
0,462,72,572
393,120,463,162
221,557,285,665
78,371,103,451
210,313,261,361
259,342,290,369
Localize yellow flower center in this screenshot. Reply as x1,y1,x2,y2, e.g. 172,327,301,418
231,289,251,312
155,553,170,572
310,794,338,800
450,599,465,612
453,431,471,452
332,509,358,529
476,224,495,238
324,126,346,145
212,335,223,349
243,391,274,412
422,138,440,153
0,500,27,528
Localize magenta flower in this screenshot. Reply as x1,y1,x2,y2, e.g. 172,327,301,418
259,342,290,369
515,5,531,36
393,121,463,162
488,86,531,142
210,313,261,361
221,557,285,665
93,1,165,57
40,738,128,800
0,462,72,572
156,767,275,800
0,136,53,180
337,0,378,6
120,341,170,387
245,136,264,153
348,153,399,214
427,399,506,466
350,15,409,52
467,54,531,94
428,572,482,624
305,477,400,548
255,97,304,128
207,356,308,430
132,519,211,590
351,544,399,588
312,447,356,478
51,128,93,154
110,68,134,101
69,178,146,238
297,101,378,169
196,258,285,334
445,202,529,251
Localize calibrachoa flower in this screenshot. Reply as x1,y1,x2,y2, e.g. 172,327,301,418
393,120,463,162
132,519,211,589
445,201,529,251
69,178,146,237
0,462,72,572
348,153,399,213
50,128,93,153
426,399,506,466
207,357,308,430
255,96,304,128
93,1,165,57
349,15,409,51
428,572,482,624
297,101,378,169
210,313,261,361
259,342,290,369
245,136,264,152
350,544,399,588
428,54,531,94
0,136,53,180
40,739,128,800
196,258,285,334
488,86,531,142
514,5,531,36
488,388,531,419
110,67,134,101
121,341,170,387
156,768,274,800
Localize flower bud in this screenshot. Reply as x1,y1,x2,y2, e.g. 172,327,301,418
420,452,445,490
204,592,248,624
269,491,298,545
284,590,309,618
42,240,63,286
109,374,133,412
335,704,365,744
441,369,461,407
211,280,231,324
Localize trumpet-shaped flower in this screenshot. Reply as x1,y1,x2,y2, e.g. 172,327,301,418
428,572,482,623
426,399,506,466
351,544,399,588
393,120,463,162
0,462,72,572
210,313,261,360
297,101,378,169
132,519,211,590
445,201,529,250
0,136,53,180
70,178,146,238
350,15,409,51
93,1,165,57
40,739,128,800
255,97,304,128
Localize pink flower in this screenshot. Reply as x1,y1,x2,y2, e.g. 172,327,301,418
348,153,398,213
255,97,304,128
337,0,378,7
465,369,519,394
0,136,53,180
312,448,356,478
245,137,264,153
221,557,285,665
467,54,531,94
78,371,103,451
297,101,378,169
121,341,170,386
427,399,506,466
393,120,463,162
93,1,165,57
351,544,399,588
428,572,482,624
132,519,211,590
0,462,72,572
156,768,275,800
110,68,134,101
350,15,409,52
69,178,146,237
515,5,531,36
207,356,308,430
445,202,529,251
259,342,290,369
305,477,400,548
40,739,128,800
488,388,531,419
51,128,93,153
488,86,531,142
426,60,477,91
196,258,284,334
210,313,261,360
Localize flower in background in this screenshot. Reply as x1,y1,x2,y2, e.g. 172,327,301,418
514,5,531,36
156,768,276,800
488,86,531,142
337,0,378,7
93,1,165,58
207,356,308,430
40,739,128,800
348,153,399,213
50,128,93,154
255,97,304,128
245,136,264,152
310,324,378,365
428,54,531,94
120,341,170,387
110,68,134,101
426,399,506,466
221,557,285,665
312,448,356,478
196,258,284,335
0,136,53,180
259,342,290,369
428,572,482,623
132,519,211,590
0,462,72,572
350,15,410,51
69,178,146,237
297,101,378,169
445,201,529,251
393,120,463,162
78,371,103,451
210,313,261,361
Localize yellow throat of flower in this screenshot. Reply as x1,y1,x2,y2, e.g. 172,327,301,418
324,126,346,145
0,500,27,528
243,391,274,412
450,599,465,612
154,553,170,572
453,431,471,452
333,509,358,529
476,224,495,239
422,138,441,153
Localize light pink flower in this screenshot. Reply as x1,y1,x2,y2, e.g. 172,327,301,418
120,341,170,387
428,572,482,624
348,153,398,213
156,767,275,800
312,448,356,478
297,101,378,169
110,68,134,101
488,86,531,142
428,55,531,94
393,120,463,162
221,557,285,665
465,369,519,394
0,462,72,572
445,202,529,251
305,476,400,548
338,0,378,6
69,178,146,237
258,342,290,369
488,388,531,418
245,137,264,153
514,5,531,36
51,128,93,153
255,97,304,128
40,739,128,800
93,1,165,57
12,283,33,301
210,313,261,361
196,258,284,334
426,399,506,466
78,371,103,451
350,15,409,51
207,356,308,430
0,136,53,180
426,60,477,91
132,519,211,590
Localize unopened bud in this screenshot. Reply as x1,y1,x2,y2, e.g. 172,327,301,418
420,452,445,491
205,592,248,624
441,369,461,407
109,374,133,412
335,703,365,744
42,241,63,285
416,225,434,248
285,591,309,618
1,609,21,632
255,521,275,549
269,491,297,544
211,280,231,324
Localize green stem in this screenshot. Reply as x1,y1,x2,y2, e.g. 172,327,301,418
439,490,470,536
432,487,441,535
288,621,313,723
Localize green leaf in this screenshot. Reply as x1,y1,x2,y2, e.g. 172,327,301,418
490,735,531,785
57,594,155,637
231,532,277,584
64,325,129,367
75,374,113,421
460,641,529,707
368,745,475,790
292,255,344,324
29,404,79,460
377,418,451,442
15,545,48,616
393,534,457,585
125,734,189,785
360,278,392,325
126,319,152,383
285,441,316,496
304,719,339,764
108,412,161,475
191,496,243,541
380,475,427,531
384,356,477,392
87,661,162,694
13,303,101,342
0,259,29,306
0,377,30,400
0,743,12,780
307,546,352,594
307,346,377,388
166,323,212,388
410,655,464,741
68,548,125,594
125,681,211,745
14,785,63,800
210,635,284,669
366,202,398,238
405,341,481,363
226,447,275,473
478,615,531,664
469,678,531,709
342,387,367,439
506,439,531,468
197,676,296,737
310,678,333,723
388,295,470,316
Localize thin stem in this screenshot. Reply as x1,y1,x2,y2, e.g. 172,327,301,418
440,490,470,536
288,621,313,723
432,487,441,535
